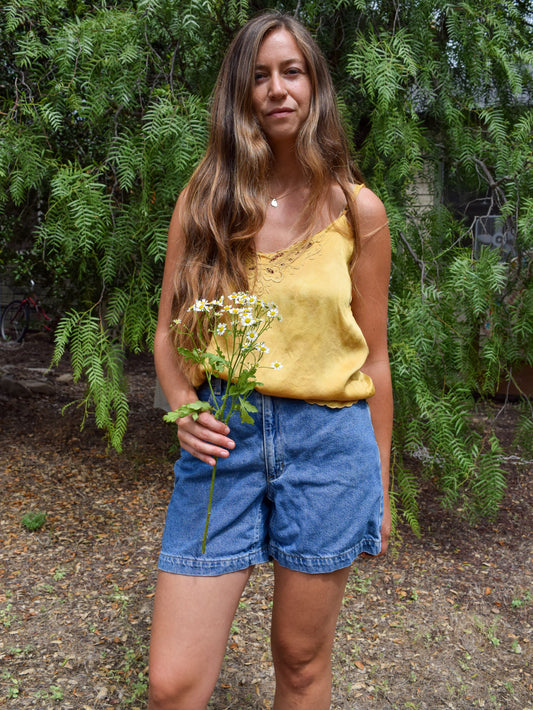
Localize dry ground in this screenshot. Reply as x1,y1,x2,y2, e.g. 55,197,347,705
0,337,531,710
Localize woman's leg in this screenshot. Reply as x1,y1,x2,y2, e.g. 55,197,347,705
270,561,351,710
148,567,253,710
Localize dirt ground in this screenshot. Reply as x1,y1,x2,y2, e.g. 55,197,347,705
0,337,531,710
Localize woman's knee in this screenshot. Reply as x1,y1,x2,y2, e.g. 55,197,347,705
272,637,331,693
148,661,212,710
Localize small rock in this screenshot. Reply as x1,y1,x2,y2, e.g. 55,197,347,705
22,379,55,395
0,376,31,396
57,373,74,384
27,367,52,376
95,686,108,702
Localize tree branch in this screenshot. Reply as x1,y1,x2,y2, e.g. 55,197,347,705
399,230,426,289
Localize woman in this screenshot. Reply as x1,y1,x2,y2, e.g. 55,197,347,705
149,11,392,710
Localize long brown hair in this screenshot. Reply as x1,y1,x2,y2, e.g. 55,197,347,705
173,11,363,356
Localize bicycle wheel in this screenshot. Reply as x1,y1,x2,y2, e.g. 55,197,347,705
0,300,30,342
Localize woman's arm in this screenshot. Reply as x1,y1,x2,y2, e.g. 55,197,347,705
351,187,393,554
154,192,235,466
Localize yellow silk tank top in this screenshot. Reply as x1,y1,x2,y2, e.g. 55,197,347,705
190,184,374,405
246,183,374,407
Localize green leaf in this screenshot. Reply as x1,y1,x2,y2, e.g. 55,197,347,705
204,351,228,372
236,396,258,424
163,400,212,423
176,346,204,363
226,369,258,398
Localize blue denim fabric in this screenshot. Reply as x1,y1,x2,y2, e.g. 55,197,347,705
158,379,383,576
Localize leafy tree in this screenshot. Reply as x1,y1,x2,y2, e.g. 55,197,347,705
1,0,532,529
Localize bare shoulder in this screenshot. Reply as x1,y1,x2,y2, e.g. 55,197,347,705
353,187,388,241
356,186,387,221
168,186,190,239
174,185,190,216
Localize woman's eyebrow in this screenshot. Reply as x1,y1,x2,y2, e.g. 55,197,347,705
254,58,306,69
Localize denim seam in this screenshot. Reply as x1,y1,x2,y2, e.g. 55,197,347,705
273,396,285,478
268,537,381,566
158,546,269,575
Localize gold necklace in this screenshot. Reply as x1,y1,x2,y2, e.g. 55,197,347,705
269,184,305,208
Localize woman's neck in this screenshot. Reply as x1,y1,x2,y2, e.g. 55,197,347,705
269,147,306,194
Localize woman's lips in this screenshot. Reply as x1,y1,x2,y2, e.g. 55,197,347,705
267,108,294,117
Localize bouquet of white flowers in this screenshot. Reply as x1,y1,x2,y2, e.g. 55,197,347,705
164,292,282,552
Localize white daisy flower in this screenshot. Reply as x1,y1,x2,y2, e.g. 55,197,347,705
240,313,257,327
271,361,283,370
216,323,227,336
255,342,269,353
172,318,182,325
230,291,247,304
189,299,209,312
266,307,279,318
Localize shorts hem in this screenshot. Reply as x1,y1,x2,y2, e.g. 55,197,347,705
269,538,382,574
158,547,270,577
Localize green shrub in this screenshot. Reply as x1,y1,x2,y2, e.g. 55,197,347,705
21,512,47,532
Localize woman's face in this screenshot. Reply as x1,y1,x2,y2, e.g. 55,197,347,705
251,28,312,147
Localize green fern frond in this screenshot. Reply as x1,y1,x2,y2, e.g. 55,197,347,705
393,459,421,538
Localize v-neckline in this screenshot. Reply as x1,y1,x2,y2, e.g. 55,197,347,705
256,183,362,256
256,208,347,257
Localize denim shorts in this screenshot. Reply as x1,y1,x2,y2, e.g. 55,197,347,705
158,379,383,576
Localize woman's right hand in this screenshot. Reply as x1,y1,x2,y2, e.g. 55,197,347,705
176,410,235,467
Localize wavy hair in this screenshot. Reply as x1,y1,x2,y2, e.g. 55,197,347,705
173,11,363,363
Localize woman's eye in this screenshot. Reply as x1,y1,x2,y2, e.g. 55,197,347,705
254,72,267,82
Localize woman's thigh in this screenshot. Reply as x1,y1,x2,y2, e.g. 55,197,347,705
149,568,252,697
270,561,351,665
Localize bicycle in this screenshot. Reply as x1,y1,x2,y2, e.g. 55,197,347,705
0,281,53,342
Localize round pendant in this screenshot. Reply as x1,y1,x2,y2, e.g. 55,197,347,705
270,198,278,207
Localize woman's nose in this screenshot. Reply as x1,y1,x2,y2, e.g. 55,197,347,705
268,73,287,98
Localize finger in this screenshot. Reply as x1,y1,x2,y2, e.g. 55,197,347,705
180,438,230,467
179,418,235,450
177,420,235,466
180,441,226,467
196,410,231,435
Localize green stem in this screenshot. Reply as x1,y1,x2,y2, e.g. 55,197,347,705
202,459,217,554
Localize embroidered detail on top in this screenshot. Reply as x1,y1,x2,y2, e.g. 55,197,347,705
248,195,358,290
249,234,323,286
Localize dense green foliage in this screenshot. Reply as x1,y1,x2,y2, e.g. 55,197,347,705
1,0,532,529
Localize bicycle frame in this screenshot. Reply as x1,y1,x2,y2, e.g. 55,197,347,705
23,294,52,331
1,291,53,342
